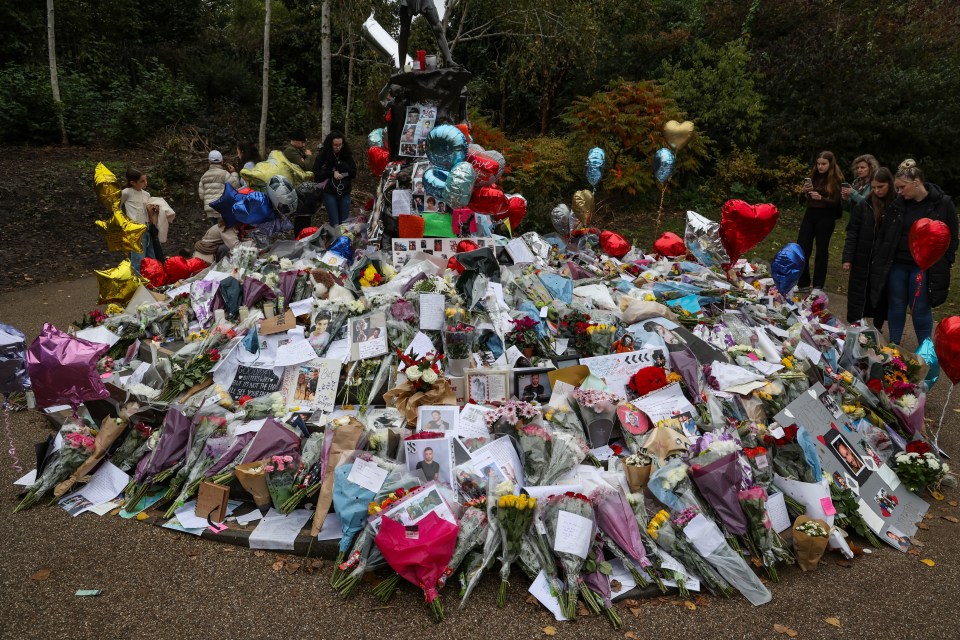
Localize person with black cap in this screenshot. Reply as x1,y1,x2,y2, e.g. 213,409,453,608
283,130,315,171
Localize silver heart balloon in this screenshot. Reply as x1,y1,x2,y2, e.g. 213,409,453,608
551,203,575,235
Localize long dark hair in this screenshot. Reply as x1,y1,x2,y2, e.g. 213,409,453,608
810,151,844,199
125,168,144,187
237,141,260,168
318,131,353,167
870,167,895,228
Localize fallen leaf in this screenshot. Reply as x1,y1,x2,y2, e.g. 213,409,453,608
773,623,798,637
135,512,149,521
624,633,638,640
543,626,557,636
271,560,284,571
254,550,266,557
943,516,959,523
577,602,590,617
921,559,936,567
285,561,301,574
611,579,622,593
931,490,946,501
221,546,235,553
918,523,930,530
908,549,922,556
949,500,959,507
683,600,697,610
188,554,198,561
835,559,852,568
825,616,842,627
525,595,538,605
109,508,122,516
623,599,641,607
31,568,51,581
924,513,935,520
629,607,642,618
695,596,709,606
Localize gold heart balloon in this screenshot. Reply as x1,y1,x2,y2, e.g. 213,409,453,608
572,189,595,225
95,210,146,253
95,259,149,305
94,163,122,212
664,120,695,151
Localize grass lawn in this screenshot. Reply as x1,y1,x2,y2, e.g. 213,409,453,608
595,205,960,321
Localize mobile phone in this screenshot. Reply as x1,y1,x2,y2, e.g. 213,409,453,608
841,182,851,189
803,178,813,188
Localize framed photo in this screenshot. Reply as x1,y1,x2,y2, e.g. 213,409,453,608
417,405,459,433
404,437,455,488
826,430,867,478
464,368,511,405
513,367,554,404
383,482,456,526
348,311,388,361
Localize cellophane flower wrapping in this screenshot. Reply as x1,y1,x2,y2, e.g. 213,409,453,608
376,512,459,614
540,492,596,619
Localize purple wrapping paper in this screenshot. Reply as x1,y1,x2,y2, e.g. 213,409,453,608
242,277,278,308
205,432,255,476
583,541,613,607
133,407,192,483
241,418,302,464
279,270,299,303
26,323,110,408
669,348,701,397
595,490,651,567
689,452,749,535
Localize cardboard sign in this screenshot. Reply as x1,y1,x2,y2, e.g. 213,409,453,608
260,310,297,336
196,482,230,523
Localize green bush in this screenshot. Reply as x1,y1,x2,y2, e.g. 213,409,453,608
0,65,100,145
108,60,200,144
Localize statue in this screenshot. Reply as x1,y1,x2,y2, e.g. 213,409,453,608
397,0,456,70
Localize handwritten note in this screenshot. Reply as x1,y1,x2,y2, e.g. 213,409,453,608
391,189,413,216
529,571,567,621
418,293,446,331
766,492,791,532
274,339,320,367
347,458,389,493
506,238,535,264
288,297,315,318
684,514,725,557
794,341,822,364
458,404,492,439
553,510,593,559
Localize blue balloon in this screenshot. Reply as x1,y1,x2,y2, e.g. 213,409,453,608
423,167,449,200
210,182,239,220
444,161,477,209
585,147,606,187
917,337,940,389
367,127,386,149
426,124,468,170
771,243,806,294
653,148,675,184
328,235,352,261
231,190,273,225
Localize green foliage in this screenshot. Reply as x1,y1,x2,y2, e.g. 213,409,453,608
704,148,809,205
108,61,200,144
0,65,99,145
563,80,709,196
659,38,765,152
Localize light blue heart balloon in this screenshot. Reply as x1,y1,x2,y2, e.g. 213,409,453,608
426,124,468,170
444,161,477,209
654,147,675,184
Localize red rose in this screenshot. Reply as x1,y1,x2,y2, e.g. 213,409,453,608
238,395,253,405
906,441,932,455
867,379,883,393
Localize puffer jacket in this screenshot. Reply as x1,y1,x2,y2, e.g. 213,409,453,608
869,183,958,308
198,165,240,214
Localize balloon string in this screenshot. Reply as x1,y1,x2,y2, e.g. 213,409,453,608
655,183,669,234
912,270,924,312
933,383,954,457
3,405,23,476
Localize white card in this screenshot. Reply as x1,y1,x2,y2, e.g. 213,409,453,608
347,458,389,493
506,238,535,264
274,339,319,367
529,571,567,621
684,514,725,557
765,492,792,533
794,341,822,364
288,297,315,317
553,510,593,559
418,293,445,331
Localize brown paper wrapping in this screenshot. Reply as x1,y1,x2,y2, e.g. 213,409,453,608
54,416,129,498
309,417,365,536
624,463,652,493
739,395,767,424
382,378,457,427
235,460,272,508
792,515,830,571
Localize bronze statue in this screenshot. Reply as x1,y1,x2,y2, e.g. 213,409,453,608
397,0,456,70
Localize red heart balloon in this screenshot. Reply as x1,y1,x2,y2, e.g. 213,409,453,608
935,316,960,384
447,256,464,274
297,226,320,240
469,185,509,215
507,195,527,229
456,240,479,253
185,257,209,276
719,199,779,264
467,151,501,187
139,258,167,288
653,231,686,257
367,147,390,177
164,256,191,283
909,218,951,271
600,230,631,258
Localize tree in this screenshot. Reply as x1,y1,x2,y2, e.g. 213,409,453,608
46,0,67,144
259,0,271,154
321,0,331,137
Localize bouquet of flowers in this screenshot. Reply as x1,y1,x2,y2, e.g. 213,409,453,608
265,454,300,511
279,432,325,513
623,451,653,493
53,415,129,498
238,392,287,419
540,428,590,486
234,459,272,511
886,381,926,437
111,421,156,472
764,424,819,484
485,400,542,436
582,540,622,629
738,423,773,490
384,350,455,427
737,486,794,580
329,457,397,581
572,388,620,448
826,474,883,547
540,492,596,619
687,436,750,537
505,316,541,355
438,504,488,591
647,509,733,597
442,322,475,376
376,511,459,620
157,347,221,402
894,441,950,492
495,492,537,606
125,407,194,509
15,418,98,512
792,516,830,571
559,309,591,355
163,413,230,517
580,322,617,357
516,422,551,484
387,298,419,350
672,506,772,605
591,485,662,591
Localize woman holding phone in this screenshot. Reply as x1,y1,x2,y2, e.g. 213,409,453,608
796,151,845,293
842,167,895,328
868,159,958,345
842,154,879,211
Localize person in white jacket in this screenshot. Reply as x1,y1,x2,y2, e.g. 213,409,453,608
198,150,239,224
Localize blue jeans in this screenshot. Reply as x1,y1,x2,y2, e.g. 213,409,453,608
887,262,933,345
323,193,352,227
130,230,154,273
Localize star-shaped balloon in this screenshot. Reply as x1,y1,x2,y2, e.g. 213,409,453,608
26,323,111,408
95,259,148,304
640,424,689,466
95,210,146,253
94,163,122,212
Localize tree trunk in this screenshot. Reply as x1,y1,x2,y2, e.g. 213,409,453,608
344,32,355,137
47,0,67,145
258,0,271,155
321,0,332,137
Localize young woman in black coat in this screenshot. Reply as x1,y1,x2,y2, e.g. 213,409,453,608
315,131,357,227
842,167,894,328
797,151,845,292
